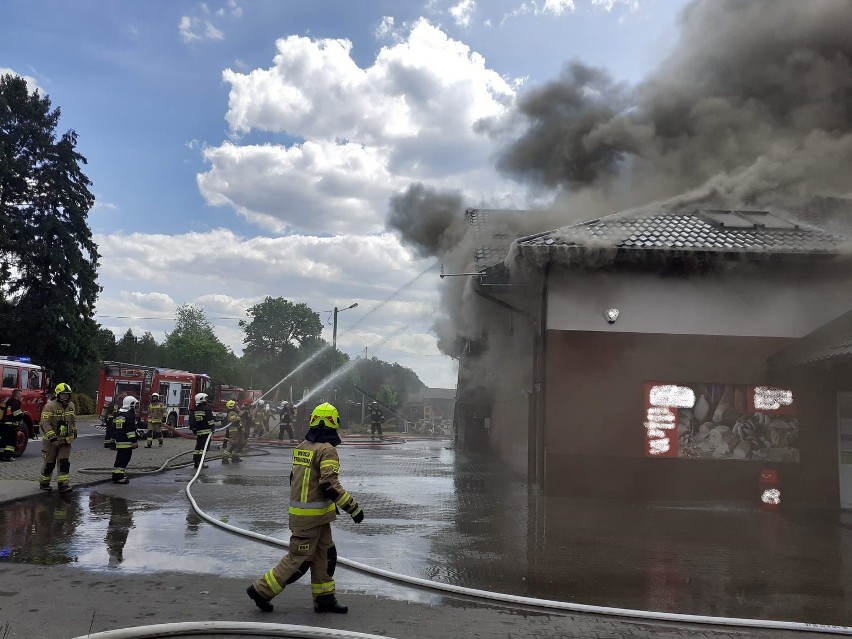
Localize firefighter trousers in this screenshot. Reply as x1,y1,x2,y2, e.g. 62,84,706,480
0,421,17,459
112,447,133,482
40,442,71,487
253,523,337,601
146,424,163,446
370,421,383,437
193,432,211,468
278,421,293,441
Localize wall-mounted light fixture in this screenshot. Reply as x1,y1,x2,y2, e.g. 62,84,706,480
603,308,620,325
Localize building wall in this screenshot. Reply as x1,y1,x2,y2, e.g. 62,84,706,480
543,330,840,504
547,268,852,337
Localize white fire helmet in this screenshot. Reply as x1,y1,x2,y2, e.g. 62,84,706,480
195,393,209,404
121,396,139,411
151,393,160,401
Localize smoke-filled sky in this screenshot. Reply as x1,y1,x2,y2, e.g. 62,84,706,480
3,0,849,387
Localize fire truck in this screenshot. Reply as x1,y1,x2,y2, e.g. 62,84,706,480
211,383,262,414
0,356,51,456
96,361,213,435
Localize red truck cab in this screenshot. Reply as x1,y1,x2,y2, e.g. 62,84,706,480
0,356,51,456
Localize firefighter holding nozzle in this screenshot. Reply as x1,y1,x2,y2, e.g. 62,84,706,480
247,402,364,614
38,383,77,494
112,396,139,484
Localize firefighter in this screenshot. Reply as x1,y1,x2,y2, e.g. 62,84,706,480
221,400,242,464
246,402,364,614
145,393,166,448
101,392,124,450
38,382,77,494
369,401,384,440
0,388,23,461
112,396,139,484
253,400,269,438
277,401,295,442
191,393,215,470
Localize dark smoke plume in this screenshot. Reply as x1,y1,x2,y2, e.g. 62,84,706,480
499,0,852,209
388,183,466,258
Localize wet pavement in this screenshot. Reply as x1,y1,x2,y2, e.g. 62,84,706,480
2,438,852,632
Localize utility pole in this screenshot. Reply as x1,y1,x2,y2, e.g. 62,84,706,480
330,302,358,378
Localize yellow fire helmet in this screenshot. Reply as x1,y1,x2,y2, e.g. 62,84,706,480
55,382,72,395
309,402,340,429
226,400,236,409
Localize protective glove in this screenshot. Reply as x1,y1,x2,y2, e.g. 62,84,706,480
131,442,139,449
351,507,364,524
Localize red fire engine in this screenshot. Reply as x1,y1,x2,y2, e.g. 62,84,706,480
0,356,51,456
96,361,213,434
211,383,262,413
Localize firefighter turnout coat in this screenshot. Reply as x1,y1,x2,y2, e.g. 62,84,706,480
289,440,362,533
148,401,166,431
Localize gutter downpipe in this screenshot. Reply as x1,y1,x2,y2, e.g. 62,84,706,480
537,261,550,489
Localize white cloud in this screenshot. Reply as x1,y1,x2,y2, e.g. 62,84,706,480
178,1,240,44
199,19,520,233
95,229,457,386
0,67,42,93
591,0,639,10
449,0,477,27
375,16,400,41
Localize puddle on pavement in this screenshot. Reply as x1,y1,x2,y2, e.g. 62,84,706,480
1,440,852,626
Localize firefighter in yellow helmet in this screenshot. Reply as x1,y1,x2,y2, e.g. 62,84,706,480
38,383,77,494
247,402,363,614
146,393,166,448
221,399,242,464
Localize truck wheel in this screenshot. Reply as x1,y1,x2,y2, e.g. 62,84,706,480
13,424,28,457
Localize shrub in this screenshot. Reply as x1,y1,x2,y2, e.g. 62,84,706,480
72,392,95,415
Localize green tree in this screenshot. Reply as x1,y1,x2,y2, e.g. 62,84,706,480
376,383,399,408
162,305,233,376
241,297,323,356
0,74,100,386
240,297,324,391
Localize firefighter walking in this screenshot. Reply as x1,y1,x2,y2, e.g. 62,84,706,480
247,402,364,614
0,388,23,461
112,396,139,484
191,393,215,470
221,400,243,464
146,393,166,447
369,401,384,440
38,383,77,494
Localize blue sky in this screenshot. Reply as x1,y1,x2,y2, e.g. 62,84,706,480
1,0,687,388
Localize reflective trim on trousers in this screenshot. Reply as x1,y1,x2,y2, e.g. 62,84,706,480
311,580,335,595
264,570,284,595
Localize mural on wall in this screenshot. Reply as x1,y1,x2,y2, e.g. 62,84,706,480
644,383,799,462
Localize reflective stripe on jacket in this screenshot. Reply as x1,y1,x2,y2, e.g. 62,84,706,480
192,405,214,435
288,439,350,532
40,399,76,443
114,410,138,448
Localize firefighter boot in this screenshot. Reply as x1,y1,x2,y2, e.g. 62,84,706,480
314,594,348,614
39,482,52,492
58,483,73,495
246,585,273,612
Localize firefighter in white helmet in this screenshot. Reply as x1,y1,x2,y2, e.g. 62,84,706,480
38,383,77,494
146,393,166,448
191,393,215,470
247,402,363,614
112,395,139,484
